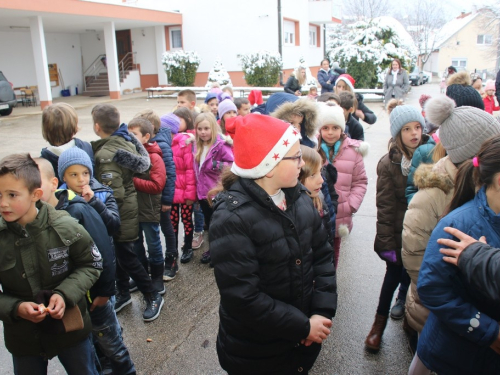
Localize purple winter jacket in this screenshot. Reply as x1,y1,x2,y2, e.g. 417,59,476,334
195,135,234,200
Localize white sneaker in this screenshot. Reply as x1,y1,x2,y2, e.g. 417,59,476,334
192,231,204,249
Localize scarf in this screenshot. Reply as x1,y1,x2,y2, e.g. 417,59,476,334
401,154,412,176
321,140,341,164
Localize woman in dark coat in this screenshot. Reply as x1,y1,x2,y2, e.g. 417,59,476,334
284,67,306,96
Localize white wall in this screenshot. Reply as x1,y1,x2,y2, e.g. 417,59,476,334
0,31,83,98
131,27,158,74
80,32,106,75
120,70,141,92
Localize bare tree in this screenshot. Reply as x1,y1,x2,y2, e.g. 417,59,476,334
343,0,391,21
481,5,500,72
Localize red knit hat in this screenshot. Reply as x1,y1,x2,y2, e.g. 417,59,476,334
337,74,355,91
248,90,264,105
226,114,301,179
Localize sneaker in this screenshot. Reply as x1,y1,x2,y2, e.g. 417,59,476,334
129,278,138,293
180,247,194,264
114,291,132,313
192,231,204,249
390,299,405,320
143,292,164,322
200,250,211,264
163,256,178,281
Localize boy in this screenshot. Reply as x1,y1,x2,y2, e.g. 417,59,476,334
339,91,365,141
136,110,179,281
91,103,164,322
204,93,219,118
317,92,340,105
36,156,135,374
177,89,197,111
210,115,337,374
128,118,167,295
0,154,101,374
234,98,251,117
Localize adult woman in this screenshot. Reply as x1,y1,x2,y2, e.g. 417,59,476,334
284,67,306,96
317,59,337,94
335,74,377,125
383,59,409,104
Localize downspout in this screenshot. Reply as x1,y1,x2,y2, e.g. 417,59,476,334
278,0,284,86
323,24,327,59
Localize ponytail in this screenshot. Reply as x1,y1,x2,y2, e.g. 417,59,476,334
444,160,476,215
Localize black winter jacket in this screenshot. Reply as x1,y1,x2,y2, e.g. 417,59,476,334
55,190,116,301
210,178,337,375
353,94,377,125
345,113,365,141
284,75,302,95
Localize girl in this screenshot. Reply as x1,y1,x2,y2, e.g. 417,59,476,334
209,114,336,375
383,59,409,104
483,80,500,114
218,99,237,135
284,66,306,96
415,134,500,375
299,145,335,252
365,105,426,352
194,112,234,264
334,74,377,125
317,103,368,269
472,76,484,96
307,86,318,100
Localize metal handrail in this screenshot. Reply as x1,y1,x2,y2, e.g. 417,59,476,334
119,52,137,79
83,54,107,92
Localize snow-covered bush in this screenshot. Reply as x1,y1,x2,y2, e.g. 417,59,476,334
238,50,283,87
162,50,201,86
205,58,232,87
327,17,418,88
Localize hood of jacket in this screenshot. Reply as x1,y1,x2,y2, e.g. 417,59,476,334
152,127,172,146
413,156,456,194
264,92,298,115
112,132,150,173
173,132,195,148
270,99,319,138
54,189,87,211
336,136,370,158
144,141,162,158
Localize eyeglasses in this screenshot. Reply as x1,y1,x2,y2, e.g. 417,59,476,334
281,152,303,166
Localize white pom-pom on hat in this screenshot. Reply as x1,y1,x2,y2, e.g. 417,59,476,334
425,95,456,126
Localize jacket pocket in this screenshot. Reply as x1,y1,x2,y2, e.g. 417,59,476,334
0,250,16,272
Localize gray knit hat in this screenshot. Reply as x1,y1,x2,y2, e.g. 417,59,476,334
58,147,93,180
389,105,425,138
425,95,500,163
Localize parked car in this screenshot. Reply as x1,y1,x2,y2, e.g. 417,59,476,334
422,71,431,84
409,67,424,86
0,71,17,116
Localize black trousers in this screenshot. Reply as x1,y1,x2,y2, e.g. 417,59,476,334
199,199,214,231
376,262,411,316
115,241,154,295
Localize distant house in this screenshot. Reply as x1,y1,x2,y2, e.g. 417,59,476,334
422,9,500,78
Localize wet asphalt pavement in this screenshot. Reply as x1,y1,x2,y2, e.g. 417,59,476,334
0,82,441,374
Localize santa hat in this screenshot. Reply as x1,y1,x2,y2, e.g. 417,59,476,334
248,90,264,106
336,74,355,91
226,114,301,179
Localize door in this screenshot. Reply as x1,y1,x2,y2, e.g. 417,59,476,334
115,30,132,63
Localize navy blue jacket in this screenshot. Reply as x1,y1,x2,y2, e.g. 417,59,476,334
345,114,364,141
317,69,336,94
151,128,176,206
55,190,116,301
353,94,377,125
417,186,500,374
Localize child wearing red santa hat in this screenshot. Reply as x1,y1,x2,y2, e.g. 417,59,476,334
208,113,337,375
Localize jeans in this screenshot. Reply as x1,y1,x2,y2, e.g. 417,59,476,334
199,199,213,230
115,241,154,294
160,209,177,257
12,334,98,375
193,202,205,233
134,222,164,265
90,298,136,374
376,262,411,316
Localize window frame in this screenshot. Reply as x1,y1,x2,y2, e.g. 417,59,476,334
170,27,182,50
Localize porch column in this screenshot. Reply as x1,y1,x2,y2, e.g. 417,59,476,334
29,16,52,109
103,22,121,99
155,26,168,86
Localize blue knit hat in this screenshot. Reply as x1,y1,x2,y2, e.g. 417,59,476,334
160,113,180,134
218,99,237,119
389,105,426,138
204,92,218,104
58,147,93,181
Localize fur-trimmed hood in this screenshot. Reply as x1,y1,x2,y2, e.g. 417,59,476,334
113,132,151,173
270,99,319,138
447,71,471,86
413,156,456,194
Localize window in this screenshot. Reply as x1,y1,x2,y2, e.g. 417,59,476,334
284,20,295,46
170,27,182,49
309,24,320,47
477,34,492,45
309,30,316,46
451,58,467,70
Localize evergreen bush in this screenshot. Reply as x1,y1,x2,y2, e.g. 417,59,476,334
162,50,201,86
238,51,283,87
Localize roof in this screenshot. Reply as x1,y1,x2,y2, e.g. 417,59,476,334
434,12,478,50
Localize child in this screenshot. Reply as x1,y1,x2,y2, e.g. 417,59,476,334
234,97,251,117
483,80,500,114
209,81,222,94
136,110,177,284
338,91,365,141
317,103,368,269
218,99,238,135
161,112,197,278
365,105,426,352
36,156,135,375
221,85,234,99
40,102,94,184
209,114,337,375
307,86,318,100
334,74,377,125
91,104,164,322
317,92,341,105
0,153,101,374
194,112,234,264
204,93,219,118
177,89,197,112
299,145,335,251
128,118,167,296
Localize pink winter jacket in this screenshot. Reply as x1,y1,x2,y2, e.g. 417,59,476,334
330,137,368,237
172,132,197,203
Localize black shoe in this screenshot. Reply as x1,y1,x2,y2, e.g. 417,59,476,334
390,299,405,320
143,292,164,322
163,255,178,281
150,263,165,295
129,278,138,293
114,291,132,313
200,250,211,264
180,247,194,264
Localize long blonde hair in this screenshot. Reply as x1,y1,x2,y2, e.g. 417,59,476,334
194,112,219,164
295,66,307,86
298,145,323,212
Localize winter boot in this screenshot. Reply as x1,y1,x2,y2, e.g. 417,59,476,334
365,314,388,352
390,299,405,320
114,290,132,313
143,292,164,322
180,245,194,264
150,263,165,295
163,253,178,281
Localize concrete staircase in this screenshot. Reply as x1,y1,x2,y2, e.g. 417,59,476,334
81,71,131,96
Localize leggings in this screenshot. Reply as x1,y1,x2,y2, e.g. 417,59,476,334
171,203,194,249
376,262,411,316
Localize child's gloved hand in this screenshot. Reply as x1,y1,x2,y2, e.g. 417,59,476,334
379,250,397,263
